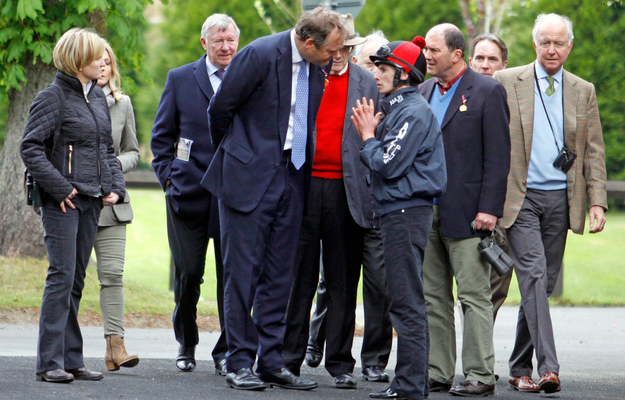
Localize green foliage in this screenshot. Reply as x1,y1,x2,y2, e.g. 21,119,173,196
355,0,464,41
0,0,153,95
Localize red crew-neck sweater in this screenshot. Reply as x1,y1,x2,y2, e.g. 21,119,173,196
313,69,349,179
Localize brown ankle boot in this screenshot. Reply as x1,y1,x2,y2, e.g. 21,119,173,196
105,335,140,371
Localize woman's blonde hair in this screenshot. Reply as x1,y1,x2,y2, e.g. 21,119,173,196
53,28,105,77
103,41,123,102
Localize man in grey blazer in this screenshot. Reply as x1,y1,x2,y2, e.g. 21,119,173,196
282,16,380,389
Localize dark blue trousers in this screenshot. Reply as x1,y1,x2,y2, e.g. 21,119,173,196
380,206,432,400
166,187,227,363
220,155,305,373
37,194,102,373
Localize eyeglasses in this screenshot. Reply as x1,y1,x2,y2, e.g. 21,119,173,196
538,40,568,50
209,38,238,48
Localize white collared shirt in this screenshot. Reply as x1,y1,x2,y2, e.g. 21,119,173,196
535,61,563,94
285,29,309,150
205,56,226,92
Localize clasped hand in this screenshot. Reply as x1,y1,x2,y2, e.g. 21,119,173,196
351,97,382,142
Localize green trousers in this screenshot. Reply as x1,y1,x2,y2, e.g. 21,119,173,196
423,207,495,385
94,224,127,337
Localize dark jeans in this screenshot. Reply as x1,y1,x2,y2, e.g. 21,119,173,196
380,206,432,400
37,194,102,373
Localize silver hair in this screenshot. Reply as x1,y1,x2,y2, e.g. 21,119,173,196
532,13,574,45
353,30,389,60
201,13,240,41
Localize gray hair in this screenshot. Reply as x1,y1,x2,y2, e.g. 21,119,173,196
201,13,240,41
353,30,389,60
532,13,574,45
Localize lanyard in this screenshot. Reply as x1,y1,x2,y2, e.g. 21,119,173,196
533,67,565,151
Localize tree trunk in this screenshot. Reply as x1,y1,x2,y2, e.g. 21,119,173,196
0,61,56,258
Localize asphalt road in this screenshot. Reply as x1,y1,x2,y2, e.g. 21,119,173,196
1,306,624,400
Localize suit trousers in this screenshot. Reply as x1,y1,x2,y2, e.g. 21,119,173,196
423,206,495,385
166,189,227,363
308,264,327,349
506,189,567,377
307,227,392,369
283,177,363,377
360,227,393,368
220,155,305,373
380,206,432,400
37,195,102,373
94,225,127,337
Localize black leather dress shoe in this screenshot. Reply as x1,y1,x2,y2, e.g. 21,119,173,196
449,380,494,397
429,378,452,392
363,366,390,382
215,359,227,376
258,368,318,390
304,342,323,368
369,387,408,399
334,373,357,389
176,345,196,372
36,369,74,383
66,367,103,381
226,368,267,390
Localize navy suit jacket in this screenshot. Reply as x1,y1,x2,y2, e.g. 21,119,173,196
418,67,510,238
151,55,219,233
202,29,327,213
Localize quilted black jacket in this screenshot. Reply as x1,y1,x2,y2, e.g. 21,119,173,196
21,71,125,204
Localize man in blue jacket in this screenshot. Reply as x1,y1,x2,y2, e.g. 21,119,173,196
418,24,510,397
201,7,347,391
151,13,239,375
352,38,447,400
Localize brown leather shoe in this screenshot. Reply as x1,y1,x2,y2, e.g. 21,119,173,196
449,380,494,397
508,376,539,392
67,367,104,381
538,372,561,393
36,369,74,383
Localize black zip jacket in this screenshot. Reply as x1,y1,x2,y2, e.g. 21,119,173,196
21,71,125,204
360,87,447,216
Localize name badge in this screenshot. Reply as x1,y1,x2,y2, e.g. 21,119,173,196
176,138,193,162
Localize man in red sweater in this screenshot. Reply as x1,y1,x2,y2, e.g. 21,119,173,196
282,14,381,389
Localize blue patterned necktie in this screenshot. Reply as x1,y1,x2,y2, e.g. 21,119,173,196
291,60,308,170
215,69,226,79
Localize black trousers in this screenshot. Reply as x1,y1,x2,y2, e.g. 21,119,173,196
220,156,305,373
380,206,432,400
37,194,102,373
166,188,227,363
308,227,392,369
283,177,363,377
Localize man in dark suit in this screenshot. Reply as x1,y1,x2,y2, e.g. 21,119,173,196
201,7,347,391
151,13,239,375
494,14,606,394
418,24,510,397
281,14,380,389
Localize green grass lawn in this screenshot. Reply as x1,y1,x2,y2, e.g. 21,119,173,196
1,189,623,319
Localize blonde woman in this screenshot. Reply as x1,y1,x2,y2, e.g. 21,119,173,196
94,42,140,371
21,28,125,383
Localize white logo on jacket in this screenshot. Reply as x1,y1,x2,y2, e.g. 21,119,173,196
383,122,409,164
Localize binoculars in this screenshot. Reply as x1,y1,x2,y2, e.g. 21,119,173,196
478,235,514,276
26,171,43,209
